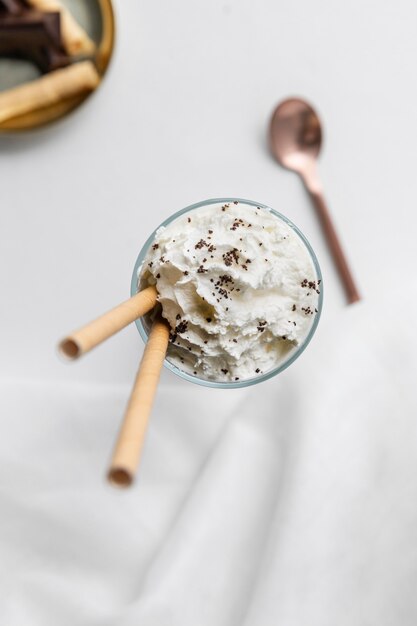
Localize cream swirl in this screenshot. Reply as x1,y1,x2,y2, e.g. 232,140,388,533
138,201,320,382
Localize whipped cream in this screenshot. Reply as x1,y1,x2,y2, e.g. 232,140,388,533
138,200,321,382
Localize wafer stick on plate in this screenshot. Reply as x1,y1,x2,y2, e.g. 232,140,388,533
59,286,158,360
108,317,170,488
26,0,96,56
0,60,100,124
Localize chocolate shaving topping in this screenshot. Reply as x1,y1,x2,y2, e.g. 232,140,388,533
222,248,240,266
301,279,320,294
175,320,188,334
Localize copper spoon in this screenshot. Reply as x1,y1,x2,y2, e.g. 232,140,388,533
269,97,360,304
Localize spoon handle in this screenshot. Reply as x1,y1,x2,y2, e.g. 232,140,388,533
309,191,361,304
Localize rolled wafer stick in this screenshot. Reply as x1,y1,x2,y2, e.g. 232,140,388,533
108,317,170,488
26,0,96,56
59,286,158,360
0,61,100,124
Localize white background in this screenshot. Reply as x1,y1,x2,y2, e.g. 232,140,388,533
2,0,416,386
1,3,417,625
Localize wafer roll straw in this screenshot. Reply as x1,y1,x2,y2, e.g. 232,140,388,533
108,318,170,488
26,0,96,56
59,286,158,360
0,61,100,124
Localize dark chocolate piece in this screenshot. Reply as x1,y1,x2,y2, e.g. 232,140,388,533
0,1,71,73
0,0,23,14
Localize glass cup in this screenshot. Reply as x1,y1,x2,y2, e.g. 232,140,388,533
131,198,323,389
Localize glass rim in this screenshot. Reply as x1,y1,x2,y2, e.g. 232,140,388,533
131,197,323,389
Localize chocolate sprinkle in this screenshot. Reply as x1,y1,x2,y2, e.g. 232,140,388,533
222,248,240,266
175,320,188,334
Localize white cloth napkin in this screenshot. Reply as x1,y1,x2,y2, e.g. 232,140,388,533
1,287,416,626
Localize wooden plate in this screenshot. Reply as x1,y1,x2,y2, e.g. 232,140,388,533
0,0,115,132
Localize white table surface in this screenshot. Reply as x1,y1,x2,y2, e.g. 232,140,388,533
1,3,417,625
1,0,416,386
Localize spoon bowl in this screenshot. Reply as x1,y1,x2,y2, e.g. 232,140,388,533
270,97,322,174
